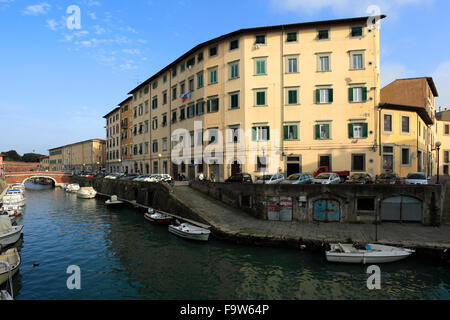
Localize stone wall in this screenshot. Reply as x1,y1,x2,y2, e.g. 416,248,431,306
0,177,6,195
190,181,444,226
71,177,211,225
4,162,40,172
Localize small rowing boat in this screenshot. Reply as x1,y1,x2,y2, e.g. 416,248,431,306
144,208,173,225
326,243,414,264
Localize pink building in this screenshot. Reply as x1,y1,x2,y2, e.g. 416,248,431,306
0,153,4,176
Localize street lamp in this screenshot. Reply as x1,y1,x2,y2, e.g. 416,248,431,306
158,154,162,174
436,141,441,184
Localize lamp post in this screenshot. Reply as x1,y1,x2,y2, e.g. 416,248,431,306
436,141,441,184
158,154,162,174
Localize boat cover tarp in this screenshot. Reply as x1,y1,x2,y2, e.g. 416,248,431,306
0,216,13,235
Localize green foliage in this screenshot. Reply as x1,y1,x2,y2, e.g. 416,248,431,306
1,150,45,163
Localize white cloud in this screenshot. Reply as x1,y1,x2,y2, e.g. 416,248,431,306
23,2,51,15
93,25,106,35
433,61,450,109
88,12,97,20
46,19,58,31
127,26,138,34
87,0,101,7
270,0,432,16
381,62,415,87
123,49,140,55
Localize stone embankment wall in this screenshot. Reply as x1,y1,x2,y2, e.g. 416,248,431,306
0,178,7,195
190,181,444,226
71,177,211,225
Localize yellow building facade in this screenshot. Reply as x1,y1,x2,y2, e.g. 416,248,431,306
435,110,450,176
110,16,386,180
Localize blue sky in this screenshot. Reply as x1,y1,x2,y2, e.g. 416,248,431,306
1,0,449,155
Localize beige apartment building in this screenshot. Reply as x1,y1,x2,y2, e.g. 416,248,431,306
39,156,50,171
104,107,121,173
435,109,450,176
107,16,388,180
49,139,106,172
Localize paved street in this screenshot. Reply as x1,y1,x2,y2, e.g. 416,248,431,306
172,185,450,250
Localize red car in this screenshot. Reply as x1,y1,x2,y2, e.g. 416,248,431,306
314,166,350,182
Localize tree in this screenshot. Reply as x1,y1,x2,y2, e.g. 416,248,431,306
2,150,21,161
22,153,45,163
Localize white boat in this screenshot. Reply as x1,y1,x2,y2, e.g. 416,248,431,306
65,184,80,193
0,216,23,247
0,289,13,300
105,195,124,207
2,192,26,207
0,248,21,286
144,208,173,225
326,243,415,264
10,185,24,192
0,261,14,300
168,222,211,241
77,187,97,199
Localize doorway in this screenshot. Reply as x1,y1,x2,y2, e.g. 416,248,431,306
286,156,301,177
319,155,331,170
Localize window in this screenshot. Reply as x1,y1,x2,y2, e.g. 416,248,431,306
229,92,239,109
152,96,158,110
163,138,168,152
152,118,158,130
172,86,177,100
230,39,239,50
229,126,240,143
209,46,217,57
229,61,239,79
145,100,149,113
255,59,266,75
318,29,329,40
401,147,411,166
209,68,217,84
444,151,449,163
197,52,204,63
162,114,167,127
349,87,367,102
445,124,449,135
152,81,158,89
145,142,149,154
180,82,186,95
351,26,363,37
163,91,167,105
187,104,195,118
189,78,194,92
153,141,158,153
180,63,185,73
180,107,186,121
172,67,177,78
318,55,330,71
287,57,298,73
145,120,149,133
171,110,177,123
352,154,366,171
196,100,205,115
207,97,219,113
197,72,204,88
187,57,195,69
208,128,218,144
255,90,267,106
351,53,364,70
315,124,330,140
287,88,298,105
384,114,392,132
255,35,266,44
316,88,333,104
348,123,368,139
256,156,268,172
284,125,298,140
163,74,167,83
401,116,410,133
252,126,270,141
138,104,143,116
286,32,297,42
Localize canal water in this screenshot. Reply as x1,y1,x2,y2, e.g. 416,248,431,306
5,183,450,300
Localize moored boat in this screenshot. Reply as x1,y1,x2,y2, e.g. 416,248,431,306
77,187,97,199
0,248,21,286
0,216,23,247
168,221,211,241
2,192,26,207
144,208,173,225
105,195,124,207
325,243,414,264
65,184,80,193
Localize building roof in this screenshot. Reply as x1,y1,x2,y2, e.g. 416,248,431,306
103,107,121,119
127,15,386,95
118,96,132,106
386,77,439,97
436,110,450,121
49,139,106,151
378,103,434,125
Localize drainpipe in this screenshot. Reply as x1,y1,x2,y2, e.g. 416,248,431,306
280,26,285,175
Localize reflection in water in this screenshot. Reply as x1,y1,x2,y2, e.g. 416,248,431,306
3,186,449,300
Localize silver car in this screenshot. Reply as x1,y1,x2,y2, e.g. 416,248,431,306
254,174,285,184
312,173,341,184
405,172,429,185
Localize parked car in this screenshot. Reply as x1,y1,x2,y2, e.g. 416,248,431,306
314,166,350,182
225,173,253,184
119,174,139,180
254,174,285,184
94,172,107,178
405,172,429,185
375,173,401,184
281,173,314,185
312,173,341,184
345,173,374,184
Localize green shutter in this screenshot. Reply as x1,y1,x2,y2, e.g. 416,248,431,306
324,124,330,139
363,123,368,138
362,87,367,101
329,89,333,103
293,125,298,140
349,88,353,102
316,89,320,104
207,100,211,113
284,126,289,140
315,124,321,139
252,127,257,141
266,127,270,140
348,123,354,138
